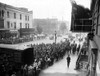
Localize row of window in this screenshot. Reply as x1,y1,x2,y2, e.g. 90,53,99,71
7,11,30,21
7,21,30,29
7,21,16,29
25,23,30,28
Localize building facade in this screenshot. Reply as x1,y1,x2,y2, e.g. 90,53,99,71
0,2,33,38
90,0,100,75
70,0,100,76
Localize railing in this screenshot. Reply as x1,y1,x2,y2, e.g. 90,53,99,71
75,50,82,69
75,42,89,71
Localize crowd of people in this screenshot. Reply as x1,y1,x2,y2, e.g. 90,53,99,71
0,37,84,76
21,39,82,76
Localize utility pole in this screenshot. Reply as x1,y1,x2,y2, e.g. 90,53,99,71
55,31,57,44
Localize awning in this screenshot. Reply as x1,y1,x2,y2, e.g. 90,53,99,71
10,30,19,33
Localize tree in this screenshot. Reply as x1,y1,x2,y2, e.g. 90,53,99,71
59,22,67,34
36,25,43,34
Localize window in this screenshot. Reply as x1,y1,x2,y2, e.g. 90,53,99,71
11,23,13,27
14,13,16,19
28,16,29,21
28,24,29,28
0,10,5,17
2,10,4,17
25,15,27,21
20,14,22,20
11,23,13,28
20,23,22,28
7,21,10,28
25,23,27,28
14,22,16,29
7,11,9,18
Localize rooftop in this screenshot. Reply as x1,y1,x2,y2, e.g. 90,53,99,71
0,2,33,14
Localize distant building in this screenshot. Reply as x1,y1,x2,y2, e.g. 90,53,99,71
0,2,33,38
33,18,59,34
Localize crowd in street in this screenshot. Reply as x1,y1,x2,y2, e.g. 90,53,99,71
0,37,84,76
21,39,81,76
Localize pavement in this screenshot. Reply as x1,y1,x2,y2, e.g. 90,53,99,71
38,53,100,76
97,62,100,76
39,54,87,76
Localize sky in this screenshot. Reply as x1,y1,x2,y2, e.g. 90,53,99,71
0,0,91,21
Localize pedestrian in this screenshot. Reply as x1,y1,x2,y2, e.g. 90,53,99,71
66,55,71,68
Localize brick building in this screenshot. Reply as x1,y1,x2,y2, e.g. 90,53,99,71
0,2,33,38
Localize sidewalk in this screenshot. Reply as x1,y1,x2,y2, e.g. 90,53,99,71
43,55,78,73
39,54,80,76
39,54,100,76
97,63,100,76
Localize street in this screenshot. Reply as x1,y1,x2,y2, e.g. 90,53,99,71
0,35,83,50
0,35,100,76
1,35,99,76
